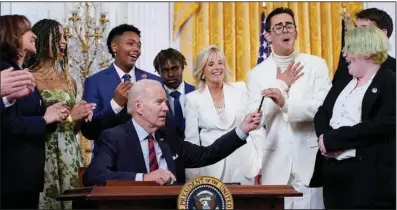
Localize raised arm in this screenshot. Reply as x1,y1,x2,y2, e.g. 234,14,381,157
181,112,262,168
182,128,247,168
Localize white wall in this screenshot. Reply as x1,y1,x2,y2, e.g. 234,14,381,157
0,2,172,75
364,2,396,57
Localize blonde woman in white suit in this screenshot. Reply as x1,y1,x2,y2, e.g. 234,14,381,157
184,45,263,184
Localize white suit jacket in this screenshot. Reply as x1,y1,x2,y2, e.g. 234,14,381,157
246,53,331,186
184,82,263,184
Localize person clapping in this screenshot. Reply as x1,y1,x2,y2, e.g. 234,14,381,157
0,67,36,111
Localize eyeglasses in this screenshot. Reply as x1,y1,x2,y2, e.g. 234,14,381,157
271,23,296,35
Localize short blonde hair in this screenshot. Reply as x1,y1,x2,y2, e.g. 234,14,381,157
342,26,389,64
192,45,233,89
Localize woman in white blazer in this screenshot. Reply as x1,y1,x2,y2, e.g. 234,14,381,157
184,45,263,184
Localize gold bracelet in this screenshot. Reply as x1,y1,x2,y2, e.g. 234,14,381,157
67,115,73,123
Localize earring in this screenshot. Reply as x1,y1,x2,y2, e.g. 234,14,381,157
201,75,205,80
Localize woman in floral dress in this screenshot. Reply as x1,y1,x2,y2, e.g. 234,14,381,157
26,19,96,209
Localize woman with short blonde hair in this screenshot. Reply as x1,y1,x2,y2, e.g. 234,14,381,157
342,26,388,65
184,45,263,184
312,26,395,209
340,26,389,81
192,45,233,89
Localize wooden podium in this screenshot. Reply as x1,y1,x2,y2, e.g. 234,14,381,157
59,184,302,209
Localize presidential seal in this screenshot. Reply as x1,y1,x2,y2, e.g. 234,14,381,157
177,176,234,209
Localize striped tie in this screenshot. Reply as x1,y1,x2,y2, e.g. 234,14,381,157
147,134,159,172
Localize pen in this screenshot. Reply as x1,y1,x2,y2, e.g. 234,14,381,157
257,96,265,112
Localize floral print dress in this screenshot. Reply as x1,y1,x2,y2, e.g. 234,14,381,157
38,89,83,209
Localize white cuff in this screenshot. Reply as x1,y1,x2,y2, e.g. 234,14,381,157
336,149,356,161
110,99,123,114
135,173,144,181
235,127,248,140
3,97,15,108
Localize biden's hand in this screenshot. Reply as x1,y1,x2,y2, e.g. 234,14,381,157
143,168,176,185
239,112,262,134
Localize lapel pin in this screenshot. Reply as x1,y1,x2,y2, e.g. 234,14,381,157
372,88,377,93
159,138,164,141
141,74,148,79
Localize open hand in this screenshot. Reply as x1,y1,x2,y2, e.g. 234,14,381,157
276,61,304,87
113,82,133,107
1,68,36,100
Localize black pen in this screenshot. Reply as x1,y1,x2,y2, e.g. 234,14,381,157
257,96,265,112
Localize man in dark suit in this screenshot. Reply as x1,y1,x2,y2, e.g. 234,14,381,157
81,24,161,151
153,48,195,139
0,61,68,209
310,26,396,209
83,79,262,185
333,8,395,85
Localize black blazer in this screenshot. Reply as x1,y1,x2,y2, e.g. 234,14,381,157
83,120,246,185
333,53,396,85
310,66,396,206
0,61,55,193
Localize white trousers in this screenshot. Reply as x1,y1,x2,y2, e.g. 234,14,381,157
284,162,324,209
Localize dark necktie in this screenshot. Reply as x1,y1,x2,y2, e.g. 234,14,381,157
147,134,159,172
169,91,185,132
122,74,131,82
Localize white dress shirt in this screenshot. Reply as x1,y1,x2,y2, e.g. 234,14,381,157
330,75,375,160
110,63,136,114
164,81,186,116
132,118,168,181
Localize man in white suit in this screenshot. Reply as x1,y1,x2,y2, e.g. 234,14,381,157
246,7,331,209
